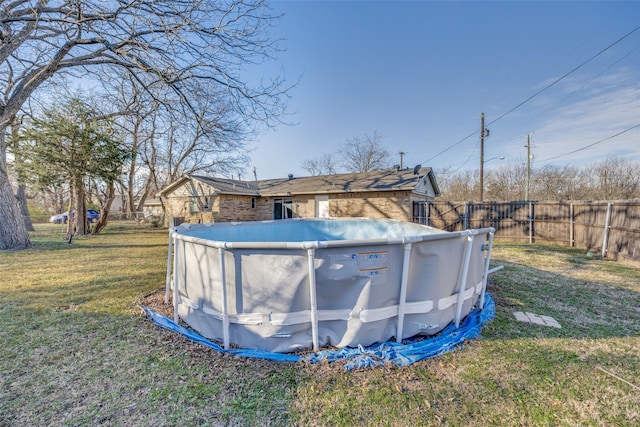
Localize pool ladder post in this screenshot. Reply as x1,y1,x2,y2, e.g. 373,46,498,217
218,248,230,350
165,229,175,305
395,241,413,343
306,248,320,352
174,239,186,323
454,234,475,328
479,230,495,309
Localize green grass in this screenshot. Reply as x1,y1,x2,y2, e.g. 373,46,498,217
1,225,639,426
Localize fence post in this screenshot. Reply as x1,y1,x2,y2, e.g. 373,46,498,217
464,202,469,230
602,202,612,259
528,202,534,244
569,203,574,247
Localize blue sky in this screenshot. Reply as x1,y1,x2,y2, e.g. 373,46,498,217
245,1,640,180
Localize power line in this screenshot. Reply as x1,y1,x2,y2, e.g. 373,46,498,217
423,127,478,164
485,24,640,129
420,23,640,166
438,141,479,175
515,45,638,131
537,123,640,163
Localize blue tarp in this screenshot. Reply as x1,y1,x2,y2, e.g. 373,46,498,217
142,293,495,370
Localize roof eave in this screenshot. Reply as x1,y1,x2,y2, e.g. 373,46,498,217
158,175,190,197
259,187,417,197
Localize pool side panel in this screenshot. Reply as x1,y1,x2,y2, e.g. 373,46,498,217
172,221,493,352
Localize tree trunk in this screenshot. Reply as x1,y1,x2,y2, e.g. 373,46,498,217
16,183,35,232
66,179,75,238
92,181,115,235
126,186,135,217
135,172,155,213
74,182,87,235
10,119,35,231
0,132,31,250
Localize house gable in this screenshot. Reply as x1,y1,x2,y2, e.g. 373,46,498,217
414,169,440,198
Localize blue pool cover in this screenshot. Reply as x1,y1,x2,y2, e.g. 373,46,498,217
142,293,495,370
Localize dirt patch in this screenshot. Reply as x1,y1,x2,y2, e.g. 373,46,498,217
140,288,174,318
139,288,356,375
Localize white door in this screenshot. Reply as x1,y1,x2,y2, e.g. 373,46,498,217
315,195,329,218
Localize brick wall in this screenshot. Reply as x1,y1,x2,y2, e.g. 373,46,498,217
330,191,413,221
215,195,259,222
164,185,427,224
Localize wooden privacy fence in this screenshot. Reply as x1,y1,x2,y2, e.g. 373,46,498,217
427,201,640,264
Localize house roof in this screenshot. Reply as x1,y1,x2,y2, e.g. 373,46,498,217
142,197,163,206
158,175,260,197
257,167,438,196
159,167,440,198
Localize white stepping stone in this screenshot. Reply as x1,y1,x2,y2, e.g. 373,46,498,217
512,311,561,328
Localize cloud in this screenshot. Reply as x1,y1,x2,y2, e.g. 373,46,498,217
533,78,640,164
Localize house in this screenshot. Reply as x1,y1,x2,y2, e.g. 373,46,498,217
158,166,440,226
142,197,163,219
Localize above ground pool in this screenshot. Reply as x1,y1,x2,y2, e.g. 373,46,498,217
165,218,495,353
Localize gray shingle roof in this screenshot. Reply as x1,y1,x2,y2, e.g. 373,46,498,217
190,175,260,196
256,167,434,196
161,167,438,197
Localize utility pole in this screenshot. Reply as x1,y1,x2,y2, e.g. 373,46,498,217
525,133,532,201
398,151,405,169
479,113,489,201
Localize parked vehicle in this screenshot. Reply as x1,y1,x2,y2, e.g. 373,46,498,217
48,209,100,224
87,209,100,223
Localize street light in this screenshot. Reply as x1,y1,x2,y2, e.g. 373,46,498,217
484,156,505,164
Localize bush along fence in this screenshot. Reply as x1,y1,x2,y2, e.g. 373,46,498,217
427,200,640,264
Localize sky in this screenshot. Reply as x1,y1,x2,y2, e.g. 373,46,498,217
243,0,640,181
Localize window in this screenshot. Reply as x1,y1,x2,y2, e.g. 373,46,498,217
412,201,428,225
189,197,200,214
274,198,293,220
190,196,210,213
251,197,256,209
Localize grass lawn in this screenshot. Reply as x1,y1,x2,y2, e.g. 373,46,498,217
1,223,639,426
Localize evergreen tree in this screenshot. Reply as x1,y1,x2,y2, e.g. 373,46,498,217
17,97,130,236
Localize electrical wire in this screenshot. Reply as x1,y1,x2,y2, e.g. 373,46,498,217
485,24,640,129
515,46,638,131
423,127,479,164
420,23,640,166
537,123,640,163
438,140,480,174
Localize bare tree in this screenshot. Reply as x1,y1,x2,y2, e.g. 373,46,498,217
435,168,478,201
98,73,155,218
436,156,640,202
586,157,640,200
0,0,289,249
340,130,391,173
484,162,527,201
301,130,391,175
301,153,339,176
531,164,585,201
